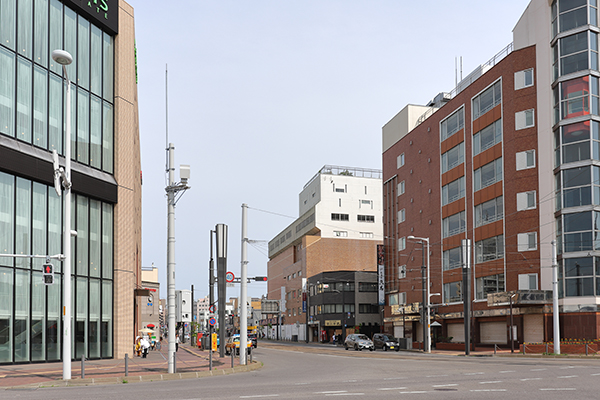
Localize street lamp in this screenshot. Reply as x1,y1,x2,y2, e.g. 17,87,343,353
52,49,73,380
509,292,516,353
408,235,431,353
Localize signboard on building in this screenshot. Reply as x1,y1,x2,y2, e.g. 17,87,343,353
377,244,385,305
325,320,341,326
61,0,119,35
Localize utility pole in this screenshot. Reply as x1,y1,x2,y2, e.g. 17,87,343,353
552,240,561,354
209,230,215,369
191,284,194,345
240,204,248,365
462,239,471,356
216,224,228,358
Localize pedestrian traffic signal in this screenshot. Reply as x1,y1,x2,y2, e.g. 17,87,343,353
253,276,268,281
42,263,55,285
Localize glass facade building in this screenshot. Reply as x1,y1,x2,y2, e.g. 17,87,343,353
0,0,137,364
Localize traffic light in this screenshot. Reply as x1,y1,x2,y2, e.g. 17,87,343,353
42,263,55,285
253,276,268,282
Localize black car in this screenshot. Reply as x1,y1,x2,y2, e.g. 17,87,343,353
372,333,400,351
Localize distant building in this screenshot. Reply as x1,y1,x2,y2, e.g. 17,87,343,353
194,296,210,330
139,265,160,336
268,165,383,341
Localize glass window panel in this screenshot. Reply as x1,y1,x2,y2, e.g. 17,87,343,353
102,203,113,279
559,0,586,13
47,188,61,273
76,196,88,276
17,0,32,59
564,211,592,232
0,172,14,267
14,269,30,362
0,267,13,362
89,279,100,358
560,5,588,32
0,47,15,137
564,166,591,187
89,200,101,277
31,271,45,361
103,33,113,101
15,178,31,269
77,16,89,89
77,88,89,164
564,257,594,276
90,95,102,169
68,82,75,160
33,0,48,67
32,183,47,271
564,186,592,207
102,101,113,173
48,73,62,154
48,0,62,75
565,231,593,252
565,277,594,296
16,57,32,143
75,277,87,359
47,278,60,360
560,32,588,56
63,7,77,84
563,141,590,163
562,121,590,144
90,25,102,96
443,247,462,271
0,0,16,51
33,66,48,148
561,52,589,75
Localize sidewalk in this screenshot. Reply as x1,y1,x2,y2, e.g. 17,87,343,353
0,342,260,389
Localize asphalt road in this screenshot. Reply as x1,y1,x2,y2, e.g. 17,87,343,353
5,343,600,399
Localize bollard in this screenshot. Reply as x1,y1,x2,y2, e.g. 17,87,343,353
81,354,85,379
125,353,129,376
231,349,234,368
586,343,589,356
545,343,548,354
250,349,253,363
173,352,176,373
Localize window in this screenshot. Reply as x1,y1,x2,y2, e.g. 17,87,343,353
398,265,406,279
557,32,590,76
443,247,462,271
562,257,595,297
517,191,536,211
474,158,503,191
563,210,600,252
331,213,349,221
515,109,535,130
473,120,502,156
334,231,348,237
443,281,462,303
398,181,405,196
398,209,405,223
358,215,375,223
560,77,590,120
440,108,464,141
475,196,503,227
442,176,465,205
388,293,399,305
515,68,534,90
519,273,538,290
360,232,374,238
518,232,538,251
397,153,405,168
443,211,466,238
475,235,504,263
360,199,373,209
473,81,501,120
441,142,464,173
398,237,406,251
359,304,379,314
476,273,505,300
358,283,378,292
560,165,600,208
516,150,536,170
552,0,590,37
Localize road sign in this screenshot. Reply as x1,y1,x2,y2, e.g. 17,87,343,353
209,304,215,313
42,263,54,285
211,333,217,351
209,317,216,326
225,271,235,282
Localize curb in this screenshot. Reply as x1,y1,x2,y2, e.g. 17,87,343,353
2,361,262,390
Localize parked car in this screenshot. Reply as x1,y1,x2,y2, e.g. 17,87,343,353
344,334,374,351
248,333,258,348
225,334,252,356
372,333,400,351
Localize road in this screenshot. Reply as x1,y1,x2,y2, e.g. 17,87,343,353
5,342,600,399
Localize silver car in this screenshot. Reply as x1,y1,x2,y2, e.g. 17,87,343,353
344,333,374,351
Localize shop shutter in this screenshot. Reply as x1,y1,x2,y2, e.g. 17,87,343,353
480,321,507,344
523,314,543,343
447,323,465,343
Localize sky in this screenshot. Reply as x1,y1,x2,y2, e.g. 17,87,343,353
129,0,532,301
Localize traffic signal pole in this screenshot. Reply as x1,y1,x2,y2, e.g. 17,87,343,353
240,204,248,365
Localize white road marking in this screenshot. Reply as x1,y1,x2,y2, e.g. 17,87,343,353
432,384,458,388
539,388,576,391
591,373,600,376
426,374,448,378
344,380,358,382
479,381,502,384
399,391,428,394
295,382,309,385
378,387,407,391
558,375,578,379
521,378,542,381
560,366,575,369
470,389,506,392
464,372,484,375
325,394,364,397
531,368,547,371
240,395,280,399
383,377,407,380
316,391,348,394
499,370,515,373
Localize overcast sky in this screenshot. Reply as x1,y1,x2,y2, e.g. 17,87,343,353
128,0,532,301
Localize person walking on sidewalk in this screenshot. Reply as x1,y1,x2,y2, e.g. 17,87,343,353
141,336,150,358
176,334,180,352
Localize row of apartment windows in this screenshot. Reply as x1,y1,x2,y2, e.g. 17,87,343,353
331,213,375,223
552,0,598,39
335,231,375,238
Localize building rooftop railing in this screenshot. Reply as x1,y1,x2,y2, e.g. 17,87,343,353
415,42,514,127
304,165,383,189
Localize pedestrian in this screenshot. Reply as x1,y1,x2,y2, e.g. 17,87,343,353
332,334,336,345
141,336,150,358
176,334,180,352
135,336,141,357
